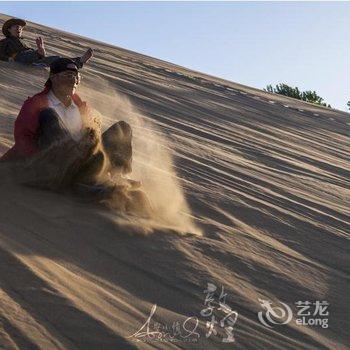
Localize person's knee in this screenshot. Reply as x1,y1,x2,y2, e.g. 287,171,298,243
108,121,131,135
37,108,67,150
39,108,60,127
116,121,132,137
102,121,132,174
102,121,132,148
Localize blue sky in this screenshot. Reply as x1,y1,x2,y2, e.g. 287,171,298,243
1,1,349,111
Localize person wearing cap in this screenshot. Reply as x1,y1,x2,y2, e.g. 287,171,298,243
0,17,93,67
0,58,133,188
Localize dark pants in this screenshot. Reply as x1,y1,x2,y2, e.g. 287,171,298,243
37,108,132,185
15,50,83,68
37,108,70,149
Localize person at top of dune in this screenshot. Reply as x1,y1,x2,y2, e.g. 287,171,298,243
0,57,134,190
0,18,93,68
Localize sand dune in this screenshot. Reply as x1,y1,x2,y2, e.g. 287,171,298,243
0,14,349,350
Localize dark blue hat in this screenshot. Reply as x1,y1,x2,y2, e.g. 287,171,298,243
45,58,79,87
49,58,79,75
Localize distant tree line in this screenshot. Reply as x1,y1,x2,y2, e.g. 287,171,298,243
264,83,331,108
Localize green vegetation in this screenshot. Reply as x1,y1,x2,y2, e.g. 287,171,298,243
265,83,331,108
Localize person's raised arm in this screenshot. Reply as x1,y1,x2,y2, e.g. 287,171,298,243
35,36,46,57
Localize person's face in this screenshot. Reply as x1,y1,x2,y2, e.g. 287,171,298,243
8,24,23,38
50,70,81,95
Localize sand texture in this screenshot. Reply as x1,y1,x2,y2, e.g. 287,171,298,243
0,14,349,350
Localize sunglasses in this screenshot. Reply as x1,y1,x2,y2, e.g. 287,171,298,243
56,71,81,81
61,70,80,77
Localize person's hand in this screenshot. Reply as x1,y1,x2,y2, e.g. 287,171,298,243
36,37,46,57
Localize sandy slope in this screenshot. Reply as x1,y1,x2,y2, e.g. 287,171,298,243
0,14,349,350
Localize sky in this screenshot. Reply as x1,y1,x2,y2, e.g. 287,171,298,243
0,1,349,111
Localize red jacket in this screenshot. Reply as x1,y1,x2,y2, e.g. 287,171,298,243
0,87,89,162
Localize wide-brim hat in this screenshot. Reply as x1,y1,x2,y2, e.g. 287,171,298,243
2,18,26,37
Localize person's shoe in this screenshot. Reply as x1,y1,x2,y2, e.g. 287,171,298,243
103,121,133,174
79,48,94,66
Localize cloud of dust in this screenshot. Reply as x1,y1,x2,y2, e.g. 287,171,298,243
80,77,201,236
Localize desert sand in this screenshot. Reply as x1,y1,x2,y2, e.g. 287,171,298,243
0,14,349,350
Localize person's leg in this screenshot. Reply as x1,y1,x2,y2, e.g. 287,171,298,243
37,108,70,150
16,47,93,68
71,120,133,195
39,47,93,68
38,55,82,68
37,55,61,66
15,51,61,67
36,54,89,69
102,121,133,175
20,109,79,190
14,49,40,64
77,48,94,67
35,113,108,189
72,148,106,185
